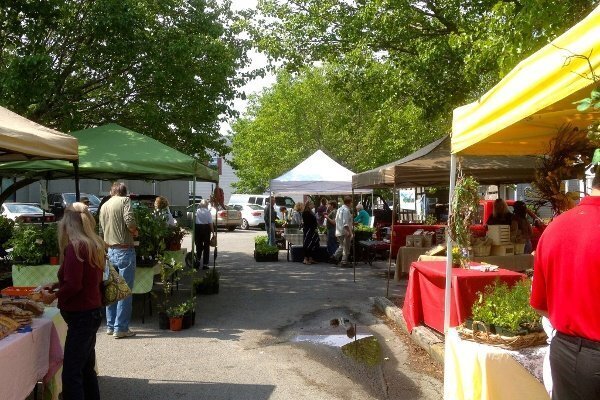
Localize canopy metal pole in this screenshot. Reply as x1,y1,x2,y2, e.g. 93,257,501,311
73,160,80,200
352,188,356,283
386,184,396,297
444,154,458,334
191,177,196,267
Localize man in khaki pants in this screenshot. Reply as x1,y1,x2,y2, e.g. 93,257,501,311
332,196,353,266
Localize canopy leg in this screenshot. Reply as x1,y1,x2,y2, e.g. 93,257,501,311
444,154,458,334
386,185,396,297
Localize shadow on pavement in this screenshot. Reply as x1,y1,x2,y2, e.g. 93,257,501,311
99,376,275,400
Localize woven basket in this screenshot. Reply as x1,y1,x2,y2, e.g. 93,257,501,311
513,243,525,255
457,321,547,350
472,245,491,257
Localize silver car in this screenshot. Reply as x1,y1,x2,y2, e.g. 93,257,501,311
230,204,265,230
1,203,56,224
185,204,242,231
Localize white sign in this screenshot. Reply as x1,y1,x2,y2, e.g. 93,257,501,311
39,183,49,211
399,189,416,210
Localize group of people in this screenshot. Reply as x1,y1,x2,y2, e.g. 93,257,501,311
486,198,533,253
266,196,368,267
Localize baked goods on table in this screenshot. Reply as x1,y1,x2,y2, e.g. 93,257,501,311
0,296,47,340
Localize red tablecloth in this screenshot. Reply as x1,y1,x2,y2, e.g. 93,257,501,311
402,261,525,334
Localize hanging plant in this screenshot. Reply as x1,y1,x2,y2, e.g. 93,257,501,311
448,172,479,267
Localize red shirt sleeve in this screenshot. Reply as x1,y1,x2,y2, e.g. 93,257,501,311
57,244,85,304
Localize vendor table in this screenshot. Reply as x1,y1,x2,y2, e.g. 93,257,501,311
283,232,328,261
402,261,525,333
0,307,66,400
12,264,59,287
397,250,534,281
445,328,549,399
358,240,390,265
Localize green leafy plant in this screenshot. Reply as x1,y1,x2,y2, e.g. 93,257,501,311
448,174,479,266
471,279,541,334
134,207,169,261
8,224,45,265
42,224,59,258
254,235,269,245
165,225,186,248
167,303,186,318
0,216,14,247
157,255,184,312
255,242,279,255
354,225,375,233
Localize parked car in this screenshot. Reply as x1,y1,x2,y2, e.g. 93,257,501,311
1,203,55,224
229,204,265,230
183,204,242,231
229,194,295,220
48,192,101,219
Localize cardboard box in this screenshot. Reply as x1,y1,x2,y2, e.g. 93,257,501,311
490,244,514,256
487,225,511,245
412,235,424,248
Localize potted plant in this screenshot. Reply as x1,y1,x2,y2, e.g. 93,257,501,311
7,224,45,265
0,216,14,250
354,225,375,242
181,297,196,329
167,303,185,331
134,207,169,266
470,279,541,337
157,256,184,329
42,224,59,264
254,236,279,262
193,267,220,295
165,225,186,251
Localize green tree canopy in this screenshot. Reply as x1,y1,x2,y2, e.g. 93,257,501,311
0,0,253,158
230,66,442,192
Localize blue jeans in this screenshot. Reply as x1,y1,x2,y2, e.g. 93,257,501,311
266,222,276,246
106,247,136,333
327,226,338,256
61,308,102,400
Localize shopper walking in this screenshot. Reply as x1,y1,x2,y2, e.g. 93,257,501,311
324,200,338,256
194,199,213,270
332,196,353,266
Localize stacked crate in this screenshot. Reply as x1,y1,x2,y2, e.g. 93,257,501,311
486,225,514,256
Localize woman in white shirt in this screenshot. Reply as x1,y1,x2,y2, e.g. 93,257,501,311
194,200,213,270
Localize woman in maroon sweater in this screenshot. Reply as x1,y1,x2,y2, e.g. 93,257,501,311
42,203,106,400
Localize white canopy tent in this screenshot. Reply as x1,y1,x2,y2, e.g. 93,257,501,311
270,150,371,195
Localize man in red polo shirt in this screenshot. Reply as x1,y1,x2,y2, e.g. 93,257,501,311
531,168,600,399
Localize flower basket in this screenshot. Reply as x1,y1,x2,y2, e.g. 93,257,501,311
457,321,547,350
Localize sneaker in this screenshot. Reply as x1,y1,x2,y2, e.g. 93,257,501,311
106,329,114,335
113,330,136,339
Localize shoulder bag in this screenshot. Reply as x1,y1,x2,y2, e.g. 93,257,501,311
102,261,132,306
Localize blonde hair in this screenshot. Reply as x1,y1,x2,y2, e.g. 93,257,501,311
58,202,106,269
155,196,169,209
294,202,304,212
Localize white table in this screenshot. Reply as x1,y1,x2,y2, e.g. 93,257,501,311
0,307,66,400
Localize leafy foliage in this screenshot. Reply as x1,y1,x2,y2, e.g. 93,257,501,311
134,207,169,260
0,216,15,246
8,224,46,265
448,174,479,255
471,279,541,333
0,0,253,159
230,67,441,192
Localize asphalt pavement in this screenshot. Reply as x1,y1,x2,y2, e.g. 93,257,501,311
95,229,442,399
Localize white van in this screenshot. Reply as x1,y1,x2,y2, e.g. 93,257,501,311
229,194,295,220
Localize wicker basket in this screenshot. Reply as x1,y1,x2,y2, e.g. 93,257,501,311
457,321,547,350
472,245,491,257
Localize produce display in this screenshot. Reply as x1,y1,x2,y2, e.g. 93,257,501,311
0,296,45,340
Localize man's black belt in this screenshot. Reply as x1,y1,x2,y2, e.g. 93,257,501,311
556,331,600,351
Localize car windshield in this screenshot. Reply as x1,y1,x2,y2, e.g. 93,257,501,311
248,204,263,210
5,204,43,213
63,193,101,206
275,197,295,208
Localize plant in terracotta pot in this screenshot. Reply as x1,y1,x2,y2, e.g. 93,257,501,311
157,256,184,329
42,224,59,264
167,303,186,331
165,225,186,250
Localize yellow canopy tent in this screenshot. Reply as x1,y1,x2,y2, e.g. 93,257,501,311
444,4,600,337
452,4,600,156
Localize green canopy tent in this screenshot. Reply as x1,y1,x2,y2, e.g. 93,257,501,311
0,123,219,267
0,123,217,182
